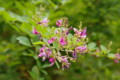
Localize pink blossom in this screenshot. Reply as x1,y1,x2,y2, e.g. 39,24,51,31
76,46,87,54
72,50,77,58
38,47,46,58
45,48,52,58
55,30,59,34
61,56,68,63
38,47,52,61
68,26,73,31
39,47,46,52
73,28,81,34
60,56,71,70
114,53,120,63
48,37,56,44
115,53,120,59
38,52,46,57
73,28,78,33
80,28,87,38
114,59,119,63
32,27,39,34
37,19,49,27
73,27,87,38
59,37,67,46
49,58,55,66
56,19,62,27
66,26,73,35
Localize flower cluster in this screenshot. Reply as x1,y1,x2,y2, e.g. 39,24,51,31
32,17,87,70
114,53,120,63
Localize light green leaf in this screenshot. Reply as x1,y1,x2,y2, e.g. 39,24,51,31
0,7,5,11
53,42,59,49
9,11,28,22
107,53,115,59
33,41,44,45
100,45,107,54
88,42,96,51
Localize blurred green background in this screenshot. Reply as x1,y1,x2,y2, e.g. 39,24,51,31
0,0,120,80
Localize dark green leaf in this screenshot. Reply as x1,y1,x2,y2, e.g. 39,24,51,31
17,36,32,46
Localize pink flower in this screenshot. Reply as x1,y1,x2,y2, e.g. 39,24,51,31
49,58,55,66
37,19,49,27
39,47,46,52
32,27,39,34
73,28,81,35
56,19,62,27
61,56,68,63
45,48,52,58
73,27,87,38
76,46,87,54
60,56,71,70
66,26,73,35
42,19,49,26
48,37,56,44
80,28,87,38
115,54,120,59
38,47,52,61
72,50,77,58
114,59,119,63
59,37,67,46
55,30,59,34
38,52,46,57
114,53,120,63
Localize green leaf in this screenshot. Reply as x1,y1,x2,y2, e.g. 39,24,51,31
28,71,36,80
31,66,40,76
107,53,115,59
22,53,34,57
53,42,59,49
67,33,74,44
67,33,73,39
41,70,48,75
48,0,57,8
55,61,60,69
17,36,32,46
28,66,40,80
88,42,96,51
42,64,50,69
0,7,5,11
33,41,44,45
9,61,21,67
20,22,33,35
100,45,107,54
0,11,15,22
36,59,41,69
9,23,22,33
0,55,8,61
34,55,39,60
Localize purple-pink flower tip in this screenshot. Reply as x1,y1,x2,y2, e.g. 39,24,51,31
59,37,67,46
56,19,62,27
32,28,39,34
49,58,55,66
48,37,56,44
80,28,87,38
49,58,55,63
114,53,120,63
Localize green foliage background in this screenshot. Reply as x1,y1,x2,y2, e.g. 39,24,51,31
0,0,120,80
